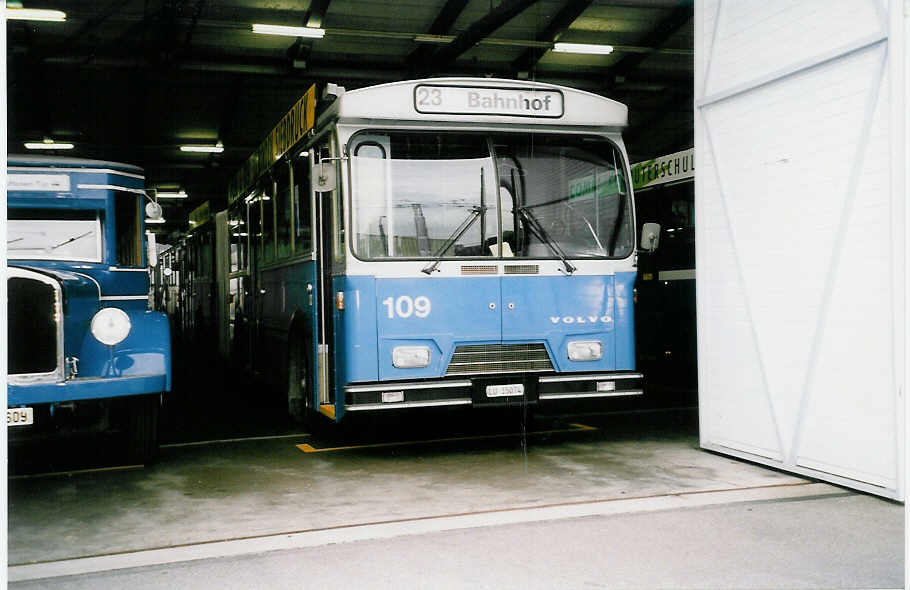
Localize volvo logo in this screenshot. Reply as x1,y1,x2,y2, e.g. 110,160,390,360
550,315,613,325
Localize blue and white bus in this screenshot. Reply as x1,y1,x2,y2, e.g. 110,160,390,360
216,78,657,424
7,156,172,462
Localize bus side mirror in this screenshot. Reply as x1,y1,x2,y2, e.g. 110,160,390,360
314,162,337,192
640,222,661,253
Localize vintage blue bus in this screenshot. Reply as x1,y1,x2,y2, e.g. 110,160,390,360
215,78,658,424
7,155,172,462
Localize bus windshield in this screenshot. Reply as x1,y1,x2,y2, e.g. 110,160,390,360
350,131,633,260
7,215,103,263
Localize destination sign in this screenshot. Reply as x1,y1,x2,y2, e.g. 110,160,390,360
8,174,71,192
414,85,564,118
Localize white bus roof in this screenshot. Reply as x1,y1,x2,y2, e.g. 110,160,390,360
336,78,628,128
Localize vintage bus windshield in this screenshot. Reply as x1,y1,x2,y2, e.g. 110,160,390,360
350,131,633,260
7,216,103,263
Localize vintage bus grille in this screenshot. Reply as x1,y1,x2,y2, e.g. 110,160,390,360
445,343,554,376
8,276,58,375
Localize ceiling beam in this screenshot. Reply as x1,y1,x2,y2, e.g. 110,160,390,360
34,0,133,61
180,0,209,57
407,0,471,67
419,0,540,75
287,0,334,66
305,0,333,28
603,1,693,89
510,0,594,73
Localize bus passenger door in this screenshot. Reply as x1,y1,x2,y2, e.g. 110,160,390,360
227,198,254,370
246,193,263,372
314,139,341,416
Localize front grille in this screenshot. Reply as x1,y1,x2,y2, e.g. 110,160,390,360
504,264,539,275
445,343,554,376
9,276,58,375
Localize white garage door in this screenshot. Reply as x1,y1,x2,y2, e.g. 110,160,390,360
694,0,906,500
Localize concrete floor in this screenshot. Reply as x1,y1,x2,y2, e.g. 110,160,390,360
6,409,904,588
10,493,902,590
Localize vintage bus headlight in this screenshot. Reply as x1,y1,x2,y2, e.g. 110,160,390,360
568,340,603,361
392,346,431,368
90,307,132,346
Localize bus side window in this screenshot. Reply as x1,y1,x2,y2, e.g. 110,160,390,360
262,181,275,263
249,193,262,265
320,140,344,265
199,231,212,278
352,140,388,257
115,193,142,266
228,201,246,273
276,165,292,259
293,158,312,254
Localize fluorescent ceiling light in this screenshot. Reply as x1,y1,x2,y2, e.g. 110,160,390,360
24,140,74,150
6,8,66,22
252,24,325,38
180,142,223,153
156,190,188,199
552,42,614,56
145,218,166,224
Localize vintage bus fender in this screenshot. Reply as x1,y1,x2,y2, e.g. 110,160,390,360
76,310,173,392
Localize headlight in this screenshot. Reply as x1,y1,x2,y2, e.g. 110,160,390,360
90,307,132,346
392,346,431,368
568,340,602,361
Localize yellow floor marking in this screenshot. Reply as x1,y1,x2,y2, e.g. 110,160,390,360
296,422,597,453
318,404,336,419
161,432,311,449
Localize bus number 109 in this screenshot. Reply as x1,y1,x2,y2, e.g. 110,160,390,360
383,295,431,319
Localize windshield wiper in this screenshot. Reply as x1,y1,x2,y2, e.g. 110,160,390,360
516,206,575,274
579,215,607,255
421,206,484,275
51,230,94,250
7,237,24,245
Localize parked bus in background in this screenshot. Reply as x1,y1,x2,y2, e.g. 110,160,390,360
6,155,172,463
631,148,696,405
175,201,217,349
213,78,659,425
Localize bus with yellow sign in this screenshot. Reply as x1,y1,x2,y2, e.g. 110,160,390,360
210,78,658,425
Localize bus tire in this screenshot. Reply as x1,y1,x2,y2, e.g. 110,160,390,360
287,335,312,426
127,394,160,465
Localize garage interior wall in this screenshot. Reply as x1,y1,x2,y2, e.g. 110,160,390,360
694,0,906,500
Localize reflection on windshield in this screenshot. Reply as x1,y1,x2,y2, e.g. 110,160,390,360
8,219,102,262
350,131,633,260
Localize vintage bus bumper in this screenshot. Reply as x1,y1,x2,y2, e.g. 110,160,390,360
344,372,643,412
8,374,168,406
